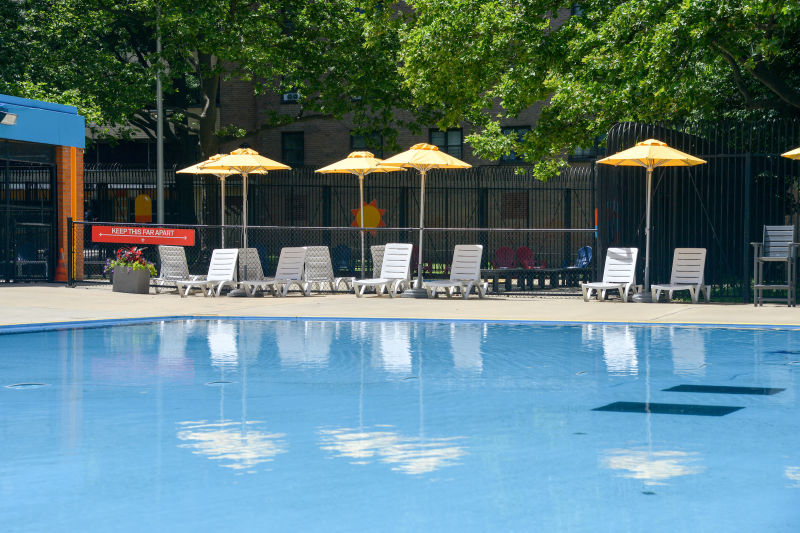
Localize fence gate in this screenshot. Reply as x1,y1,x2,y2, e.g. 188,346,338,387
0,140,57,282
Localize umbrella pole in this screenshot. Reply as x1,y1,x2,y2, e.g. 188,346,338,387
631,167,654,303
644,167,652,293
416,169,426,289
359,173,366,279
242,173,248,250
220,176,226,248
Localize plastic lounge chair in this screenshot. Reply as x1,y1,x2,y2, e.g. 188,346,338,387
370,245,385,278
494,246,517,268
352,243,413,297
241,246,311,297
174,248,239,298
752,225,798,306
651,248,710,303
304,246,353,293
235,248,268,296
154,245,204,294
581,247,640,302
423,244,487,299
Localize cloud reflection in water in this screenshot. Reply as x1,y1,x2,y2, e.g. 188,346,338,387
177,420,287,471
601,448,705,485
319,426,467,475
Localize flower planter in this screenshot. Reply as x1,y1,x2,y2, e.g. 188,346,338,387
112,266,151,294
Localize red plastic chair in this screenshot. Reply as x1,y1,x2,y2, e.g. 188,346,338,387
516,246,547,269
494,247,517,268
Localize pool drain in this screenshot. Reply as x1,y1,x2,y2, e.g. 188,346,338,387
205,380,234,386
5,383,48,389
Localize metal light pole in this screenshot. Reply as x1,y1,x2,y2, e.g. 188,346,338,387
155,5,165,224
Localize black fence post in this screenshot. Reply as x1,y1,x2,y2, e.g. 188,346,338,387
742,152,752,303
67,216,74,287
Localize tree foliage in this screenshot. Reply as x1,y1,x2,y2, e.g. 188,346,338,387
400,0,800,177
1,0,427,160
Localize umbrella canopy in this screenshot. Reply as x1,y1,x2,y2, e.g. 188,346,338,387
379,143,471,295
781,146,800,160
597,139,706,300
198,148,291,249
316,152,405,279
178,154,239,247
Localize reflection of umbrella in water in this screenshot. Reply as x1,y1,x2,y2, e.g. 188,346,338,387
600,327,704,487
198,148,290,249
380,143,471,297
177,321,287,471
597,139,705,302
318,322,467,475
316,152,405,279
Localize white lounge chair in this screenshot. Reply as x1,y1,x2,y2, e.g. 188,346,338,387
240,246,311,297
154,245,204,294
423,244,487,299
651,248,710,303
174,248,239,298
304,246,353,293
582,247,640,302
352,243,413,297
234,248,268,296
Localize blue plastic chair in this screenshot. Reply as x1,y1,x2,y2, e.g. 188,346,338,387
574,246,592,268
331,244,353,276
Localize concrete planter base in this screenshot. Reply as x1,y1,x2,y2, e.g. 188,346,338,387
112,266,151,294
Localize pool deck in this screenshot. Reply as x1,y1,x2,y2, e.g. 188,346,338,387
0,283,798,328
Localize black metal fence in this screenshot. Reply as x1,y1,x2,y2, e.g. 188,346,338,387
598,120,800,301
0,162,56,282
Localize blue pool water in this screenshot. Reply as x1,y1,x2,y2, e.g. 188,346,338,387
1,319,798,532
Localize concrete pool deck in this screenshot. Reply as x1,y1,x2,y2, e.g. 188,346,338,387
0,283,798,328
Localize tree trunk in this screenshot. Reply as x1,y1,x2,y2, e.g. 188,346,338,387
198,53,220,159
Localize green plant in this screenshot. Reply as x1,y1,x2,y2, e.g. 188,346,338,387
105,246,157,276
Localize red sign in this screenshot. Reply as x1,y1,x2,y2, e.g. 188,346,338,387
92,226,195,246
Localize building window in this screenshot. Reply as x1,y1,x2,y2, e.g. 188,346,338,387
350,131,383,157
281,90,301,104
429,128,462,159
500,126,530,163
282,132,304,167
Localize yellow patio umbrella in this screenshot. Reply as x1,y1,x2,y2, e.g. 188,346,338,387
316,151,405,279
177,153,258,248
199,148,291,249
781,146,800,160
379,143,471,297
597,139,706,301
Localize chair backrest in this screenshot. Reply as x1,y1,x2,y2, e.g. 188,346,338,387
575,246,592,268
601,247,638,284
762,225,795,258
669,248,706,285
516,246,534,269
495,246,516,268
207,249,239,282
304,246,334,281
238,248,265,281
379,243,413,279
274,247,308,280
158,245,190,280
371,245,385,277
449,245,483,281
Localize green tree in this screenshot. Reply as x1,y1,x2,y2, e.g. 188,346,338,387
399,0,800,177
1,0,427,161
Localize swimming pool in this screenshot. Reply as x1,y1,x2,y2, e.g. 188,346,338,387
1,319,798,532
